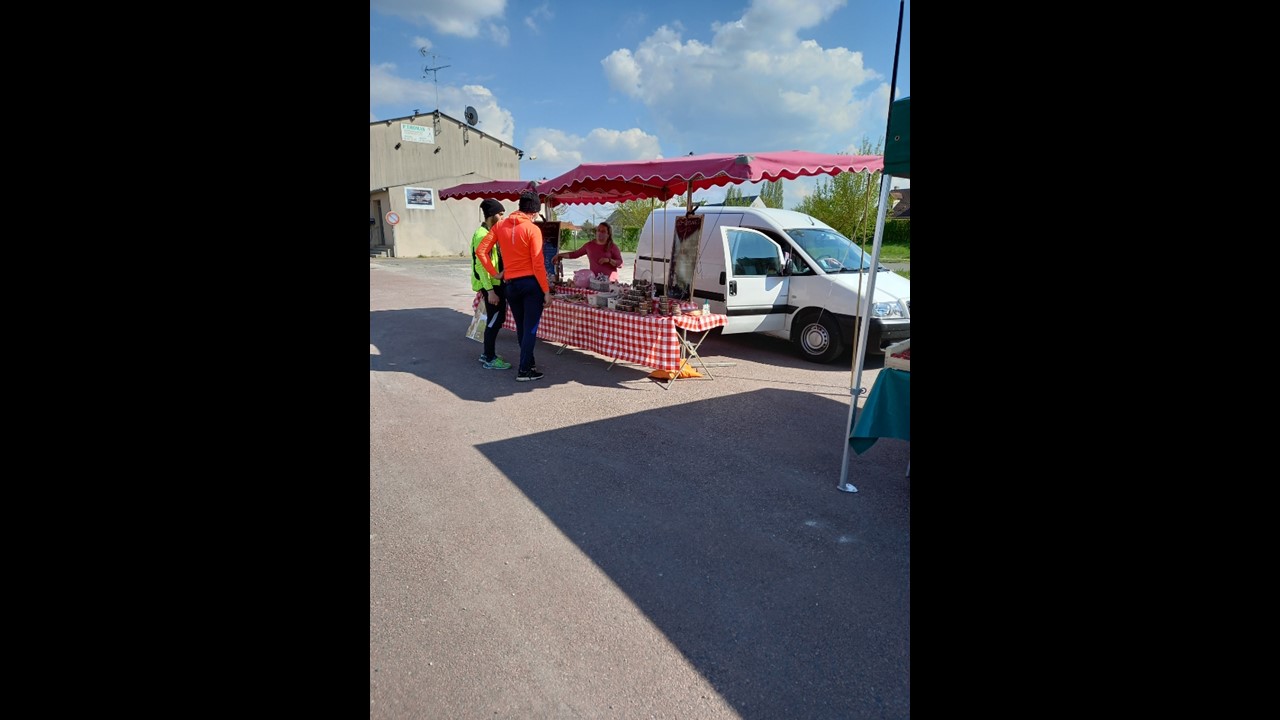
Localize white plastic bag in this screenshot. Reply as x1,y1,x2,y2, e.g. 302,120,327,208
465,299,486,342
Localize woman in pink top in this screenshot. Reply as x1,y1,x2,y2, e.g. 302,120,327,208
552,222,623,281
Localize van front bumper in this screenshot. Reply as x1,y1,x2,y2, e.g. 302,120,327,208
835,316,910,354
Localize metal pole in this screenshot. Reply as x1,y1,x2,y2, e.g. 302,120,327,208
838,0,904,493
837,172,893,492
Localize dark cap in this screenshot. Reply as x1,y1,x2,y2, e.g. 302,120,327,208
479,198,504,219
518,190,541,214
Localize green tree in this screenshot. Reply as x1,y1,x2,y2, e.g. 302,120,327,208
760,180,783,208
723,185,748,206
608,198,666,229
792,140,885,244
577,219,596,247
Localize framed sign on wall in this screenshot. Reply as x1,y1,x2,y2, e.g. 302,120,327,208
405,187,435,210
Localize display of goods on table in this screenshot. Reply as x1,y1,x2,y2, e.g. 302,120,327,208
545,282,700,316
884,338,911,371
472,287,728,374
616,286,651,315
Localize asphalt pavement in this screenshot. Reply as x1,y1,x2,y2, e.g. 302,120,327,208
369,253,911,719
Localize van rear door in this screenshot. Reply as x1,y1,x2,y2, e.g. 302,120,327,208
719,226,788,333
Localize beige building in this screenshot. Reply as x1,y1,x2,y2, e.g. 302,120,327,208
370,110,524,258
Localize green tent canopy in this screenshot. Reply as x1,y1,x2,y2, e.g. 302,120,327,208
883,96,910,178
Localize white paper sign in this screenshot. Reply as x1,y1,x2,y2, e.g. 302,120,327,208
400,123,435,144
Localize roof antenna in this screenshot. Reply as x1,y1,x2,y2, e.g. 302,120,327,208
420,49,451,117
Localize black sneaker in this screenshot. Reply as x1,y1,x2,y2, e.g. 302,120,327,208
516,369,545,382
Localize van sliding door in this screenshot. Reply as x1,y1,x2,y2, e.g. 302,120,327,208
719,226,788,334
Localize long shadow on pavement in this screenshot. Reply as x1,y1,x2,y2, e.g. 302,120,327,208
371,308,662,400
371,307,887,402
475,389,910,719
372,304,910,717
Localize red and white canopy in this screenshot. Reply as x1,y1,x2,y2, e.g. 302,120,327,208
538,151,884,202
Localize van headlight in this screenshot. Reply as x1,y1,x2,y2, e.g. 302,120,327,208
871,300,908,318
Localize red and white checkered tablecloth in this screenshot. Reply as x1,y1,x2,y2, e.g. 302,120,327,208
472,293,726,372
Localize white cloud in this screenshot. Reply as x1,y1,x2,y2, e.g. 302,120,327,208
369,64,516,144
601,49,642,97
488,23,509,46
371,0,506,37
524,3,552,33
521,127,664,180
457,85,516,143
372,0,899,219
600,0,889,154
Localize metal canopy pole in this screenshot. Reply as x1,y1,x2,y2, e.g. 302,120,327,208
837,0,904,493
837,173,893,492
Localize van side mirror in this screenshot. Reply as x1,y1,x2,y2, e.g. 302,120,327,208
718,270,725,285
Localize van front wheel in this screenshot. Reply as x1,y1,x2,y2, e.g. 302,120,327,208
796,313,844,364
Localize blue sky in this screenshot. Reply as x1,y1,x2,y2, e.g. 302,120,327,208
370,0,909,225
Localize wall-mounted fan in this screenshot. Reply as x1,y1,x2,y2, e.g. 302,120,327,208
464,106,479,126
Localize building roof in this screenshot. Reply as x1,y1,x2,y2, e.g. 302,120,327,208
370,109,523,155
889,188,910,219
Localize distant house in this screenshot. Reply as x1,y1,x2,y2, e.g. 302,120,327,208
889,188,910,219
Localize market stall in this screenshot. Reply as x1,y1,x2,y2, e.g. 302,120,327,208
538,151,883,300
439,179,650,280
447,152,883,387
473,287,726,388
538,151,884,201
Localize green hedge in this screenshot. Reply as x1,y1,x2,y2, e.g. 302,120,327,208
557,226,641,252
882,218,910,245
616,226,640,252
558,227,577,250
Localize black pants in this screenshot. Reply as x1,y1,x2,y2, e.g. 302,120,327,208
505,276,545,372
481,284,508,361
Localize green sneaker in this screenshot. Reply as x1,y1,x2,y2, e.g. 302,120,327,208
483,356,512,370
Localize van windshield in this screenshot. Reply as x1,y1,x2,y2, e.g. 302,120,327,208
785,227,886,272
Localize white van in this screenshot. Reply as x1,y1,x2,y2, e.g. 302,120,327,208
633,206,910,363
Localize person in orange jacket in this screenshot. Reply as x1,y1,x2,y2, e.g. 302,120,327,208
476,190,552,381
